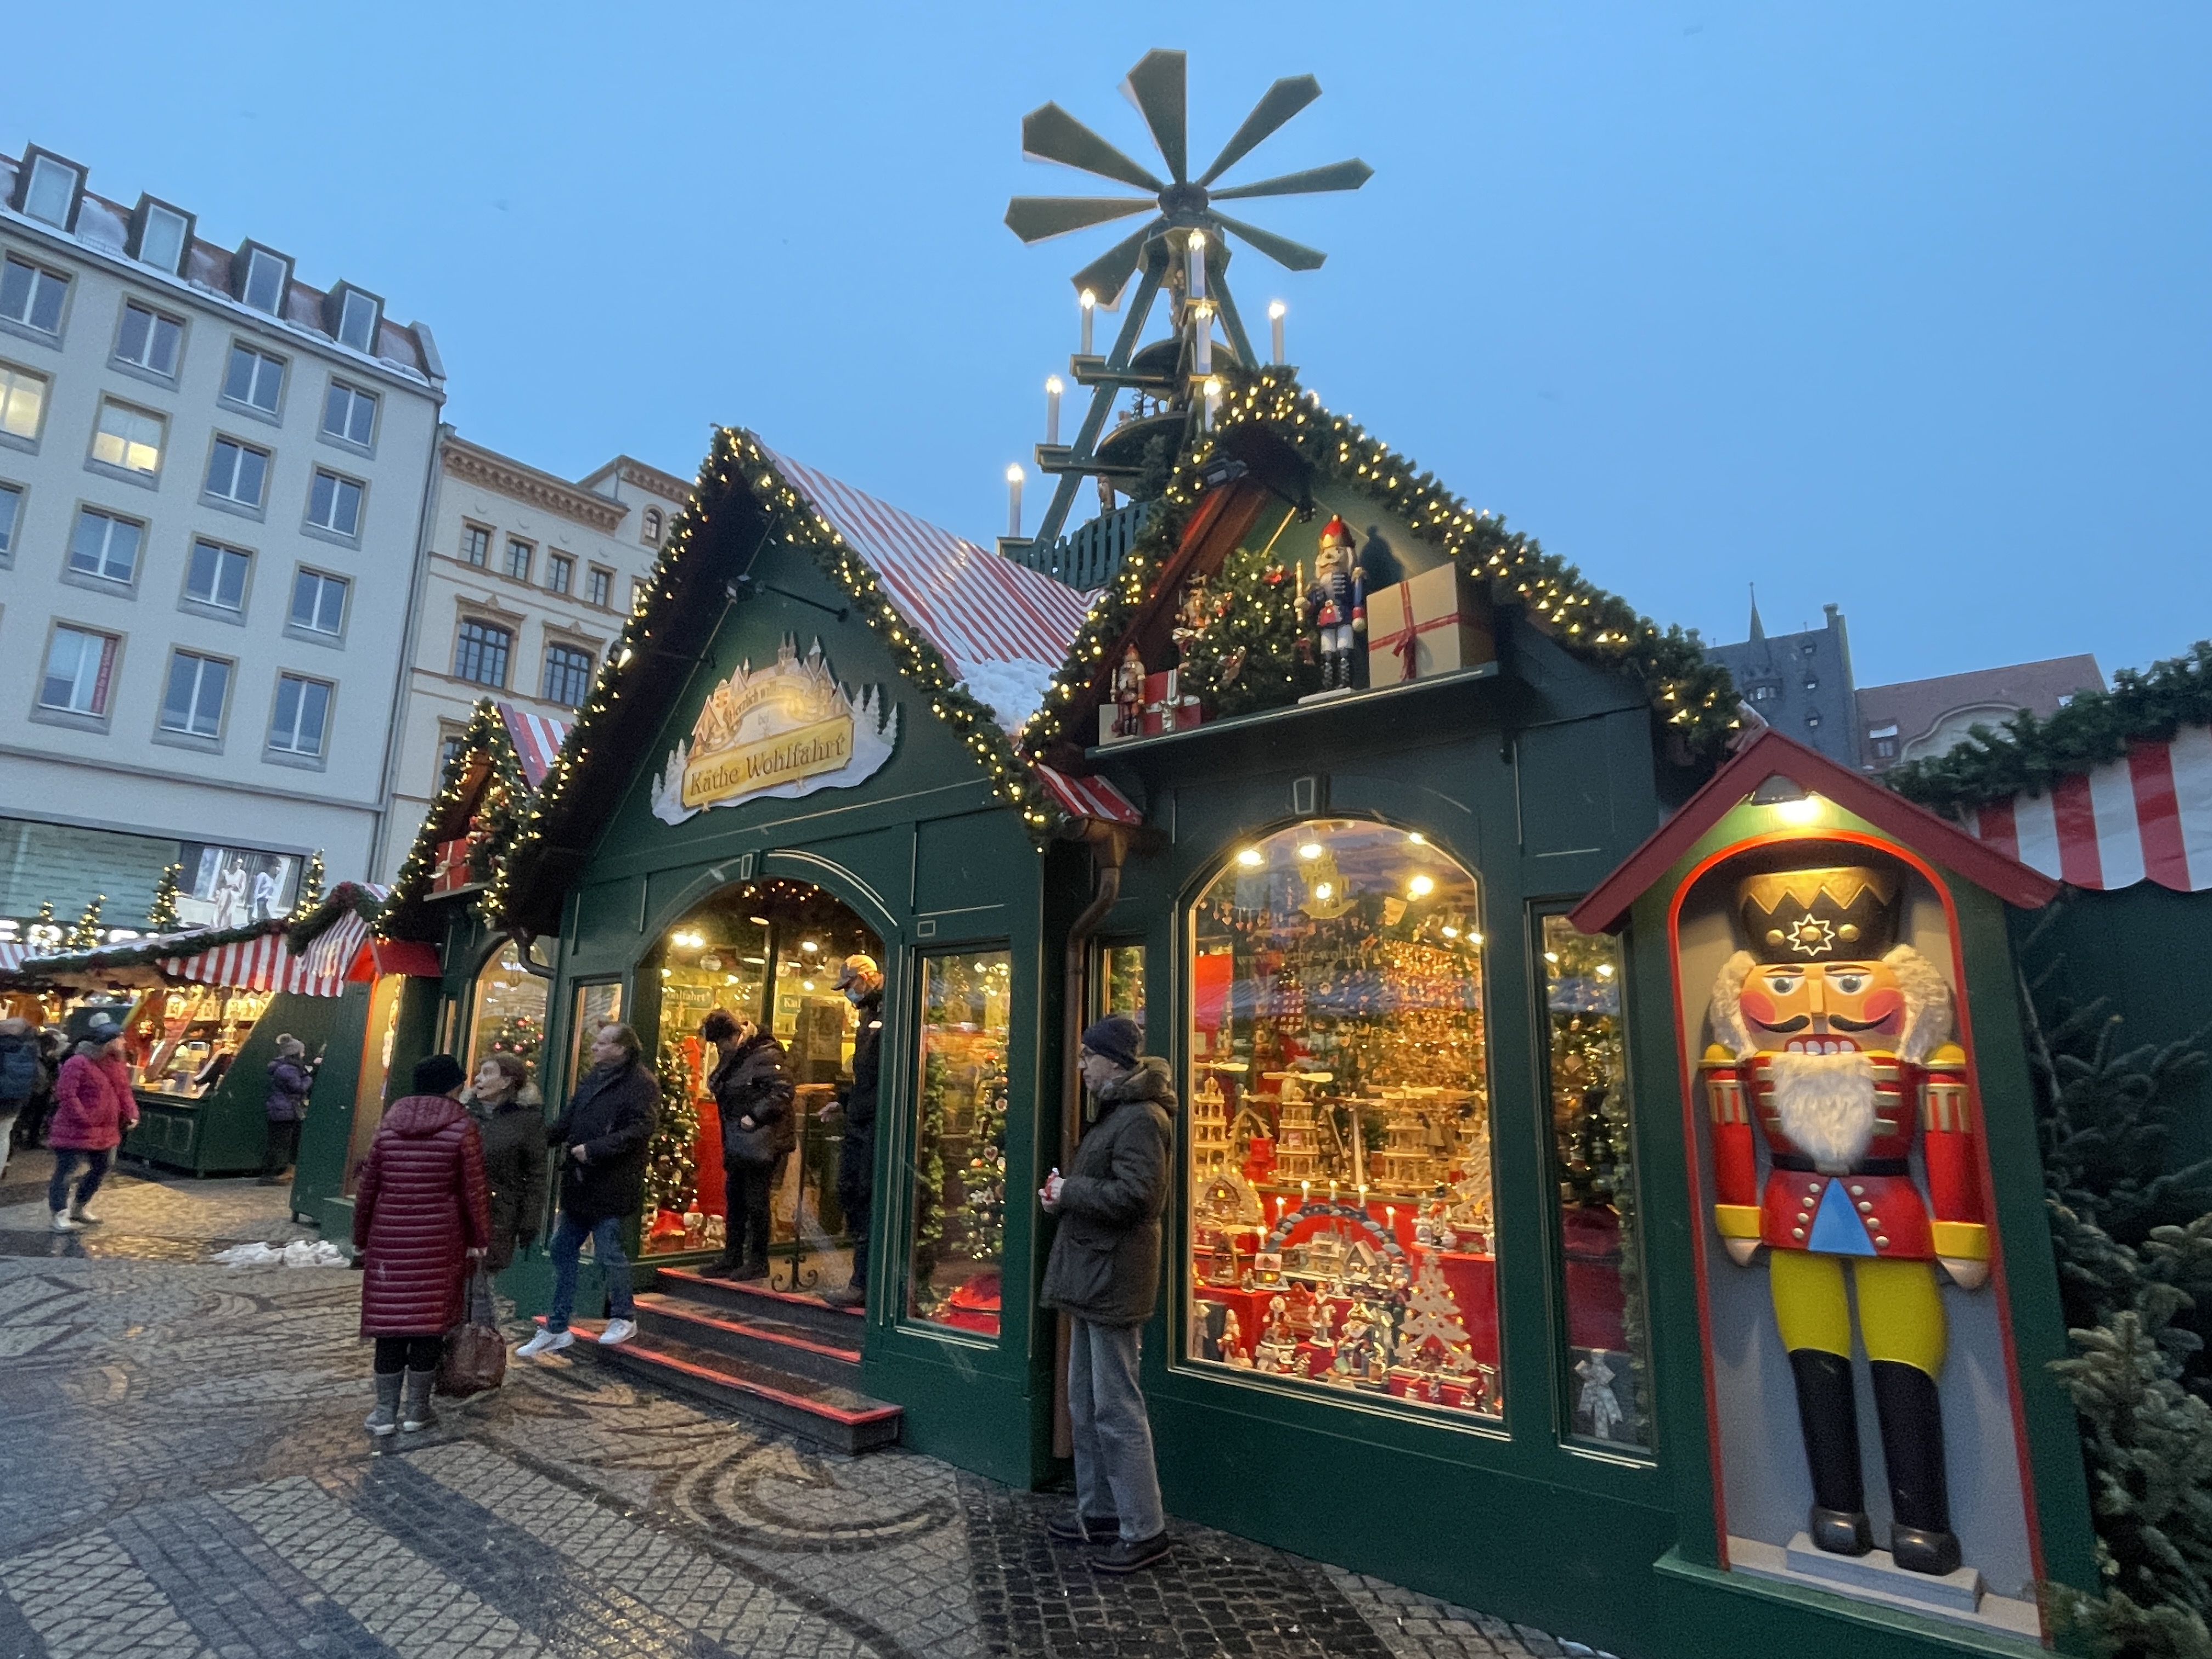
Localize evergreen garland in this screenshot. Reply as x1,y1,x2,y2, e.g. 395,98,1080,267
1173,537,1322,716
645,1039,701,1220
1019,369,1741,761
379,700,534,941
2023,903,2212,1655
1889,641,2212,817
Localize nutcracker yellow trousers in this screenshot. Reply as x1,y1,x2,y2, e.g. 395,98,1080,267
1769,1251,1946,1379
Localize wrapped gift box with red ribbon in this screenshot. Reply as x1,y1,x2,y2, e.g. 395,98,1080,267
1096,669,1204,744
1365,562,1494,688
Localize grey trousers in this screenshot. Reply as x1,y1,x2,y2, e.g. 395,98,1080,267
1067,1316,1166,1542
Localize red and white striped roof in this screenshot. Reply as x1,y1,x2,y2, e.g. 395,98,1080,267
1967,726,2212,891
497,703,569,788
1034,764,1143,827
160,909,375,998
0,942,25,973
769,450,1097,698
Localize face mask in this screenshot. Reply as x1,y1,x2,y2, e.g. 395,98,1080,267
844,985,865,1005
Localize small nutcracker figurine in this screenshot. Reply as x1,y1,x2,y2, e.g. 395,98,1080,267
1110,644,1146,738
1303,516,1366,691
1703,864,1987,1577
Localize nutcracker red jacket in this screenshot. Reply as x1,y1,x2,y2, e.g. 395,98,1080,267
353,1093,491,1336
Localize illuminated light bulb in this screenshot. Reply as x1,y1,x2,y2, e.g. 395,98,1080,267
1407,832,1425,844
1298,843,1323,861
1774,795,1824,826
1442,926,1460,939
1596,963,1615,978
1470,932,1485,946
802,980,816,992
1236,848,1264,868
1544,951,1559,964
1408,875,1435,898
1314,883,1334,901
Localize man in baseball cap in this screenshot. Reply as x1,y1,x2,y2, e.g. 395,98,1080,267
823,955,883,1308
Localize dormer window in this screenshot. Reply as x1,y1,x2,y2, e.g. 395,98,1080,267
129,198,192,275
237,244,291,314
18,150,83,228
327,284,382,352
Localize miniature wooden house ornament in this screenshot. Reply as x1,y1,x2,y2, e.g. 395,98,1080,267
1568,730,2098,1642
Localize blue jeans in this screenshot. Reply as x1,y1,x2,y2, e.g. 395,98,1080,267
49,1147,111,1214
547,1213,635,1332
1068,1316,1166,1542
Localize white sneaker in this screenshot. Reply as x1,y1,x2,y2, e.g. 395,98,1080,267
598,1318,638,1346
515,1328,573,1358
70,1207,101,1225
50,1210,82,1233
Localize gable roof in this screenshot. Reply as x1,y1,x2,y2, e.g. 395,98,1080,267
379,701,567,939
0,883,389,995
1567,729,2061,935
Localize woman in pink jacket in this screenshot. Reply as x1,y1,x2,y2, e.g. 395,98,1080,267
49,1014,137,1233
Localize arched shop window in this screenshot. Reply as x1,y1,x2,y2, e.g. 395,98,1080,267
1540,914,1649,1449
1187,819,1500,1420
469,939,548,1077
909,951,1012,1336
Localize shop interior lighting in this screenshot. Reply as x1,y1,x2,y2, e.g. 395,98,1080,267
802,980,816,991
1298,843,1323,860
1236,848,1265,868
1441,926,1459,939
1313,882,1334,901
749,915,770,926
1596,963,1616,978
1773,794,1825,826
1407,832,1426,845
1544,951,1559,963
1469,932,1485,946
743,956,765,964
800,939,818,952
1407,875,1435,898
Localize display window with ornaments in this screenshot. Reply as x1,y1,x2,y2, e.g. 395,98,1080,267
907,950,1012,1337
1184,819,1502,1420
466,939,546,1077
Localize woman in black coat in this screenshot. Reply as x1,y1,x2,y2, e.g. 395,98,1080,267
465,1051,549,1272
701,1010,795,1281
515,1023,657,1358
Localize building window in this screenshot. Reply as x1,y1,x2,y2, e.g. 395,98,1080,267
1541,914,1649,1449
322,380,376,445
586,566,612,607
184,538,250,611
307,469,364,537
69,507,144,584
546,552,573,595
22,155,82,227
1748,682,1779,703
0,254,67,334
1803,676,1819,693
268,673,331,755
437,729,466,778
454,619,511,687
241,248,289,314
540,643,592,707
290,569,348,635
1805,711,1824,730
135,202,189,274
1185,819,1500,1417
631,577,650,612
0,481,21,558
114,302,182,376
1866,723,1900,763
460,524,490,567
92,399,164,475
40,625,118,715
160,650,230,738
222,343,285,413
336,289,380,352
203,437,270,507
643,507,663,544
505,538,533,582
0,362,46,439
909,949,1012,1338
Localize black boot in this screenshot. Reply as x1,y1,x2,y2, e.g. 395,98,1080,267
1871,1360,1962,1575
1789,1348,1874,1555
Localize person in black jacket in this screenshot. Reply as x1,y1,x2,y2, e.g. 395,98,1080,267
465,1051,549,1274
701,1010,795,1281
822,954,883,1309
259,1035,314,1185
517,1022,657,1358
0,1017,39,1178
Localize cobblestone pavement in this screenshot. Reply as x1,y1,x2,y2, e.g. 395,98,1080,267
0,1153,1615,1659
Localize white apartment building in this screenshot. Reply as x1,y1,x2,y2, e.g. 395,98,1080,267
0,143,444,932
374,437,689,881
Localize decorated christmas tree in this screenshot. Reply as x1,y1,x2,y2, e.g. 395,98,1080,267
644,1039,701,1220
484,1012,543,1073
68,895,106,951
29,900,59,952
292,850,326,916
1392,1253,1475,1373
954,1055,1010,1261
146,864,182,932
1175,537,1323,718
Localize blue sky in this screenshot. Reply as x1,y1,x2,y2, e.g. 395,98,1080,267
13,3,2207,687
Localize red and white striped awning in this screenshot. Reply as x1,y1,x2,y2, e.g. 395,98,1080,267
0,942,26,973
498,703,569,788
1032,764,1143,827
156,889,390,998
1967,726,2212,891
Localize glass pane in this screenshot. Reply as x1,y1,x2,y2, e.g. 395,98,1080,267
348,390,375,443
908,952,1011,1336
140,206,186,273
235,446,266,505
26,156,78,225
334,477,361,534
119,304,151,364
0,365,42,437
296,681,329,751
271,678,300,744
150,315,180,375
245,249,285,312
1186,819,1499,1419
290,572,317,627
251,355,281,411
206,441,236,496
161,656,198,730
0,483,19,554
224,345,255,403
193,659,228,733
317,577,345,632
1098,943,1146,1035
469,941,549,1080
1542,915,1649,1448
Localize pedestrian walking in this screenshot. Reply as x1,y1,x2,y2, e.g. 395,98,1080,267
822,954,883,1309
260,1034,313,1184
353,1053,491,1435
1039,1014,1176,1573
516,1022,657,1357
466,1052,548,1278
0,1015,40,1178
48,1015,137,1233
701,1009,795,1282
25,1030,64,1147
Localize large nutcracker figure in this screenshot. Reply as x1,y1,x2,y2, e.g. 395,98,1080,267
1304,516,1365,691
1703,865,1986,1577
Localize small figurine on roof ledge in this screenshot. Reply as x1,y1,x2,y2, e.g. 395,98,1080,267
1111,645,1146,738
1304,516,1367,692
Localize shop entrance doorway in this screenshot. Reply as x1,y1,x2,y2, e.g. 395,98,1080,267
650,877,882,1292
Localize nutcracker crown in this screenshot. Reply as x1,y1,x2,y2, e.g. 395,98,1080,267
1317,515,1354,553
1737,865,1899,963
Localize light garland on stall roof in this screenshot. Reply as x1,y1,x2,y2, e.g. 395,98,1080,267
377,698,538,939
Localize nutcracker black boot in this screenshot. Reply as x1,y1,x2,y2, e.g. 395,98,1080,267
1789,1348,1874,1555
1871,1360,1962,1576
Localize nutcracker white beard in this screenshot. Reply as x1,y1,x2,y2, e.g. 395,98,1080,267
1767,1049,1880,1171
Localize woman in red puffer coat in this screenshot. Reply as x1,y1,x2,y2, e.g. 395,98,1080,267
353,1053,490,1436
48,1014,137,1233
